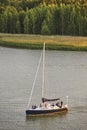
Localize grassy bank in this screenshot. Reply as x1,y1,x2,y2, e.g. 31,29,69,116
0,34,87,51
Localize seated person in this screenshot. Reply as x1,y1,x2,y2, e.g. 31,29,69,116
56,101,63,108
32,105,37,109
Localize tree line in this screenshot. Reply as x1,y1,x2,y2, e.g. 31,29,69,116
0,0,87,36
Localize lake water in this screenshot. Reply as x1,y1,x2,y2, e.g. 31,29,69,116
0,47,87,130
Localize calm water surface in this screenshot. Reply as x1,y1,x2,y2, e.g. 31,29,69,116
0,47,87,130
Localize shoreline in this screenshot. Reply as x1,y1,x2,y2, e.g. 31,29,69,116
0,34,87,51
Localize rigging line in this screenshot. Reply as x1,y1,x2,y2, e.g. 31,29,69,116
27,51,43,109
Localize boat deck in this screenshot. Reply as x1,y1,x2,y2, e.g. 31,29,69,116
26,103,68,116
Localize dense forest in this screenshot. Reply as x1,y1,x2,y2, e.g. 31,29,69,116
0,0,87,36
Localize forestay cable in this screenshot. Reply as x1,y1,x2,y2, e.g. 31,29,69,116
27,51,42,109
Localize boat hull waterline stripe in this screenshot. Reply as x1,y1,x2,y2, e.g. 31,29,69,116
26,107,68,116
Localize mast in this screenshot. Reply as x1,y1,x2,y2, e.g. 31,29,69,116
42,42,45,98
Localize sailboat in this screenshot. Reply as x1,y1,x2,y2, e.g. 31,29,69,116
26,43,68,116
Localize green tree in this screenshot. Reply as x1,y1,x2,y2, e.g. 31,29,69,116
69,7,76,35
0,0,9,6
27,10,34,34
0,0,87,35
41,5,55,35
60,4,65,35
81,16,87,36
19,10,25,33
24,14,29,34
16,19,21,33
62,5,71,35
33,7,44,34
0,14,6,32
41,20,50,35
4,6,18,33
76,8,82,35
54,7,62,35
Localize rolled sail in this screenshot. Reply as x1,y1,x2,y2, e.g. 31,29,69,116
42,97,60,103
